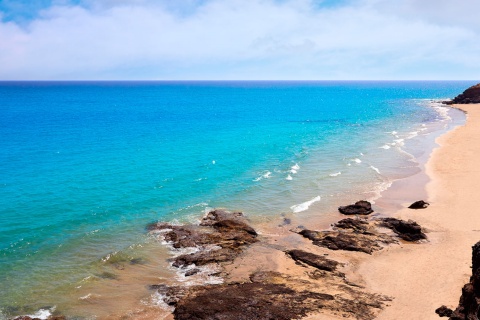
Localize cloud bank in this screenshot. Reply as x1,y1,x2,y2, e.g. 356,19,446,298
0,0,479,80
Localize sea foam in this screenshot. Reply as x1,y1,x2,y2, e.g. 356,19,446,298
290,196,321,213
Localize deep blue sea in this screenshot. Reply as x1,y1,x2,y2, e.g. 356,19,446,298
0,81,473,319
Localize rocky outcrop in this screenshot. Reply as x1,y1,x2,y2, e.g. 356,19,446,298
148,209,258,269
154,271,390,320
435,305,453,317
445,83,480,105
408,200,430,209
338,200,374,215
379,218,427,242
286,249,342,272
448,241,480,319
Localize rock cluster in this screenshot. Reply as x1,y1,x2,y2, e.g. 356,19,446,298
150,205,427,320
444,83,480,104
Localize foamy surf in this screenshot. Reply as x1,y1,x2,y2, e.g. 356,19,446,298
25,307,55,320
290,163,300,174
329,172,341,177
254,171,272,181
370,166,381,174
290,196,321,213
286,174,293,181
380,145,391,150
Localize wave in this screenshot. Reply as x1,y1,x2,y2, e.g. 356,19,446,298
254,171,272,181
380,145,391,150
24,307,55,320
290,196,321,213
369,166,380,174
286,174,293,181
353,158,362,164
329,172,341,177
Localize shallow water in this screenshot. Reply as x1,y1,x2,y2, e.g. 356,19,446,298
0,81,473,318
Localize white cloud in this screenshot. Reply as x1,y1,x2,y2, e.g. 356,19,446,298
0,0,479,79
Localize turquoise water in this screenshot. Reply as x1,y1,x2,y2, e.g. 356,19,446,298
0,81,473,317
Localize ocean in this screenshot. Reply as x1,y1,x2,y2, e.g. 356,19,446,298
0,81,471,319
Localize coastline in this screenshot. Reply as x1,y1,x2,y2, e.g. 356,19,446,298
152,103,476,320
5,95,476,319
140,103,474,320
359,104,480,319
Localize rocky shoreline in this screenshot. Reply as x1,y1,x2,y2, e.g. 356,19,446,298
146,202,429,320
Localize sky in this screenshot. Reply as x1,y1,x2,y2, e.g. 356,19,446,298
0,0,479,80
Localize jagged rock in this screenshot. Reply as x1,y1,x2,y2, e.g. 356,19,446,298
444,83,480,105
449,241,480,319
148,210,258,268
338,200,373,215
378,218,427,242
298,229,394,254
286,249,342,272
408,200,430,209
435,305,453,317
334,218,371,233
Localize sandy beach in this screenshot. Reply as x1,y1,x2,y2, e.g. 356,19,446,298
359,104,480,319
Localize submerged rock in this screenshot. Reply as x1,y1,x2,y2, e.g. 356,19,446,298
449,241,480,319
445,83,480,105
286,249,342,272
378,218,427,242
408,200,430,209
338,200,374,215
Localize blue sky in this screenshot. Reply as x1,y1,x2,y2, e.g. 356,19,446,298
0,0,479,80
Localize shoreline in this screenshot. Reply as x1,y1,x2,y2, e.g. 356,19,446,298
359,103,480,319
142,103,474,320
154,103,476,319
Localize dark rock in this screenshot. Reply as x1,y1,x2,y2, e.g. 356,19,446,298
435,305,453,317
149,210,258,269
172,247,240,267
157,271,389,320
172,282,333,320
334,218,370,233
299,229,394,254
445,83,480,105
449,241,480,319
379,218,427,242
184,268,201,277
286,249,342,271
338,200,374,215
408,200,430,209
200,209,245,227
